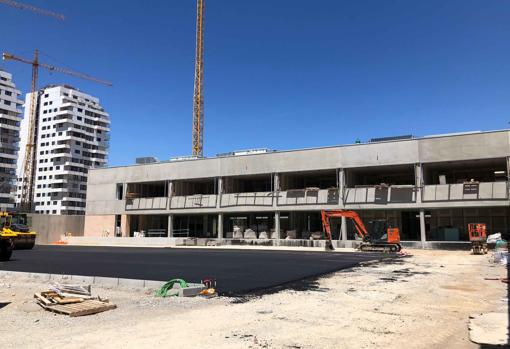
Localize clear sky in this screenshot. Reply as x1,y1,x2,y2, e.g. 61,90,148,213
1,0,509,166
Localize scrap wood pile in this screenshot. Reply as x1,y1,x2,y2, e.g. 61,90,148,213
34,283,116,317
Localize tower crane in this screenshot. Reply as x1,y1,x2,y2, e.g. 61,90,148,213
0,0,64,20
192,0,205,157
2,49,112,212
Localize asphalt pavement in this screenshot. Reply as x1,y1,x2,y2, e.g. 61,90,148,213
1,245,384,295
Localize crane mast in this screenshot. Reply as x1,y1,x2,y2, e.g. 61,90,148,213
192,0,205,157
2,50,111,212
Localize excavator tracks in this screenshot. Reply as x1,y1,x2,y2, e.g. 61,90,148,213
359,243,401,253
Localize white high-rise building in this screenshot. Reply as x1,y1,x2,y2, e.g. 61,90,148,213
0,70,23,210
16,85,110,215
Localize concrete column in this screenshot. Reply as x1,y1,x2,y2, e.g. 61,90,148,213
419,209,426,247
341,216,347,241
218,213,223,241
167,214,174,237
506,157,510,197
167,181,173,210
122,183,128,200
273,173,280,207
120,214,129,237
274,211,280,244
338,168,345,207
414,163,423,204
217,177,223,208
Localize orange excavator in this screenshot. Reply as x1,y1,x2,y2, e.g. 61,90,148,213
321,210,401,252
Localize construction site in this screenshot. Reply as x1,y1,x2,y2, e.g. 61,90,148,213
0,1,509,348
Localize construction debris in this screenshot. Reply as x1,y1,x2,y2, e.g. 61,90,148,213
155,278,207,297
34,283,116,317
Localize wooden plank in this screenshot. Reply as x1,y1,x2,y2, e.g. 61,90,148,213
39,299,116,317
34,293,53,305
54,296,83,305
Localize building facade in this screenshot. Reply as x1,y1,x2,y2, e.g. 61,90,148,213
0,70,23,210
16,85,110,215
84,130,510,245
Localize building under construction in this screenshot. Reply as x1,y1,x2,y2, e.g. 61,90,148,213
83,129,510,247
0,69,23,210
16,85,110,215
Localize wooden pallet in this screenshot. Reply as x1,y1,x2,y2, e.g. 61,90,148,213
38,299,116,317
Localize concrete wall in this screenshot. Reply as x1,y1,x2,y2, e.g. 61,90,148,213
83,215,116,237
85,130,510,216
29,214,85,245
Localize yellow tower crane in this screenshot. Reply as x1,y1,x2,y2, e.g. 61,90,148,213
2,50,112,212
192,0,205,157
0,0,65,20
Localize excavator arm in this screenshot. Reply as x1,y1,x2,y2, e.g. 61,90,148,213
321,210,369,242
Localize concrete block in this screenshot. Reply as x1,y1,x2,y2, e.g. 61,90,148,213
71,275,95,285
258,231,268,239
244,229,257,239
179,283,205,297
118,278,145,289
285,230,297,239
93,276,119,288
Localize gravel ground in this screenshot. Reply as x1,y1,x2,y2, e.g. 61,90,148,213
0,249,507,349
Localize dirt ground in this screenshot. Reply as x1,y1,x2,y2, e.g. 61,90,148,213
1,249,507,349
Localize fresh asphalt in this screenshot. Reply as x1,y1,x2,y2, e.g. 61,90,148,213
1,245,384,295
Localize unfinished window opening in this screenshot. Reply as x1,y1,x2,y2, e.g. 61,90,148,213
422,158,507,185
346,165,415,187
280,170,337,190
129,215,167,237
173,214,217,238
126,181,167,199
172,178,216,196
116,183,123,200
278,211,323,240
224,212,275,239
223,174,272,193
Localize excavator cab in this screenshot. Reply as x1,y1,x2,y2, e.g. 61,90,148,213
366,220,400,245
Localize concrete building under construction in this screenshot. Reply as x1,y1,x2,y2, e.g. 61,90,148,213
0,70,23,210
16,85,110,215
83,130,510,247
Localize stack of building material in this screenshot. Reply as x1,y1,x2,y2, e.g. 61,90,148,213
34,283,116,317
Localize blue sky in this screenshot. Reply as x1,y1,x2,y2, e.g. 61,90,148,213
1,0,510,166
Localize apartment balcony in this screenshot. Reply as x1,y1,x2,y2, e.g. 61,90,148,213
422,182,508,201
344,185,416,205
277,188,339,205
220,192,274,207
170,194,217,209
126,197,168,210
